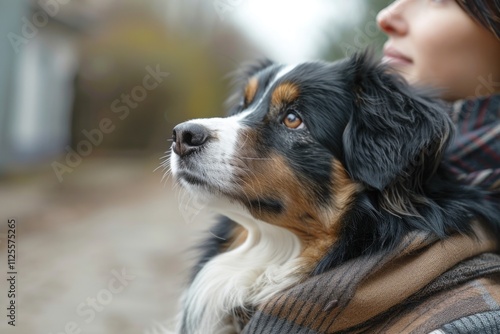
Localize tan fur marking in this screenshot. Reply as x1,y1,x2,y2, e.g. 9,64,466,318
244,77,259,106
332,160,359,213
301,161,359,268
233,150,323,242
224,225,248,252
232,131,361,271
271,82,300,108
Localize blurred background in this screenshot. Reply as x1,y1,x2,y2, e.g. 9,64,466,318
0,0,389,333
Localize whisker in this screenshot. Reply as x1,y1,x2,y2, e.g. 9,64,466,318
240,132,250,148
161,170,171,184
227,162,263,210
153,164,164,173
233,180,259,213
208,231,227,241
238,157,272,161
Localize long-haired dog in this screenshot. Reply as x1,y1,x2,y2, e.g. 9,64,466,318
169,52,500,334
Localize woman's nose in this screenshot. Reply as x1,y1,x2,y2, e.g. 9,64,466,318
377,1,409,36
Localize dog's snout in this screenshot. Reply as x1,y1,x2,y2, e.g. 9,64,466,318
172,122,210,157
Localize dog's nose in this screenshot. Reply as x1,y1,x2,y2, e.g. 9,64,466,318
172,122,210,157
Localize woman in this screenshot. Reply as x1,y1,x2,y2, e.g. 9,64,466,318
377,0,500,190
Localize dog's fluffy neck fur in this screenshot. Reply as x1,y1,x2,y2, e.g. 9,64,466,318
178,200,302,334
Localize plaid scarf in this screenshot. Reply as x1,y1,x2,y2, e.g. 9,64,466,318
242,223,500,334
444,94,500,190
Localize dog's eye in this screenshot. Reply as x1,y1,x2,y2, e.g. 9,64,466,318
283,113,304,129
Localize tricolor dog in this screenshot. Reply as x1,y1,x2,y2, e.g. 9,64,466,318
168,53,500,334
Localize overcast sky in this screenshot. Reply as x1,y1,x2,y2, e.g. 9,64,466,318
229,0,364,63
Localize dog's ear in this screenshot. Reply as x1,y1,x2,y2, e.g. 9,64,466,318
237,58,275,79
225,58,275,115
341,52,453,191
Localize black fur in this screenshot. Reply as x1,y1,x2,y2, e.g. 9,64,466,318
190,216,237,282
313,174,500,275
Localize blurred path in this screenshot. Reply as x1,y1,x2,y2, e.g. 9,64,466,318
0,156,210,334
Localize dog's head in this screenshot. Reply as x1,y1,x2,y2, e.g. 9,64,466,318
170,52,453,252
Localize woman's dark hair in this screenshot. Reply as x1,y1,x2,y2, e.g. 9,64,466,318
455,0,500,39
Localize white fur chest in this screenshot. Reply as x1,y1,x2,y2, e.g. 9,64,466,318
177,210,302,334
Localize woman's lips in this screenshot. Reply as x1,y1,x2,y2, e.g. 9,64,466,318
382,46,413,66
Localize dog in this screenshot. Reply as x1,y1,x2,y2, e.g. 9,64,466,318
169,52,500,334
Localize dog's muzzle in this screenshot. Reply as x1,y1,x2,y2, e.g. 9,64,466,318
170,115,243,194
